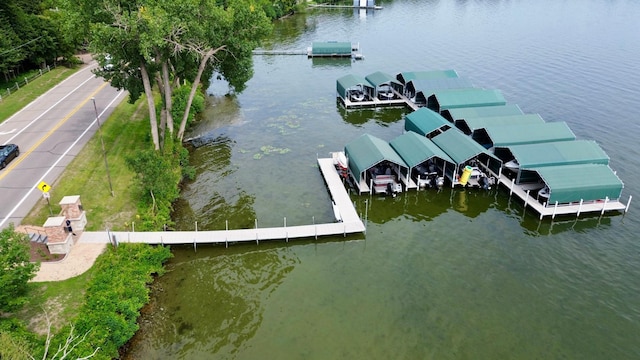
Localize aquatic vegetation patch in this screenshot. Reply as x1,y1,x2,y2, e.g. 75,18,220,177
253,145,291,160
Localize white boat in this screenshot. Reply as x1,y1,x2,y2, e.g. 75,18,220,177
504,159,519,170
538,186,550,201
377,84,394,100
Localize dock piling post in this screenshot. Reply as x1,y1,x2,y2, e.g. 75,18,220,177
343,223,346,237
195,221,198,232
193,238,197,252
552,201,558,219
524,190,530,208
625,195,632,213
601,197,609,215
285,217,288,242
509,180,514,195
161,236,164,246
577,199,584,217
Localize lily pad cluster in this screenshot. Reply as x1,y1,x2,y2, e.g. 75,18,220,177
253,145,291,159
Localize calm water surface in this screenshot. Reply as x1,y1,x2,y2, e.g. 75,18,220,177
124,1,640,358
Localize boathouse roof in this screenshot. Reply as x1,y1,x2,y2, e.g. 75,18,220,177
427,89,507,113
481,122,576,147
457,114,545,135
504,140,609,168
532,164,623,204
442,104,523,122
396,70,459,85
345,134,408,183
431,129,501,167
365,71,403,87
389,131,454,168
311,41,352,56
408,78,474,104
336,74,374,99
404,108,452,138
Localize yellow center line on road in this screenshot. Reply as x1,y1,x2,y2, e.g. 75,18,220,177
0,82,109,181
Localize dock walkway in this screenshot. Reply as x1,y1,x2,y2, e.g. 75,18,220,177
79,157,365,246
340,91,419,111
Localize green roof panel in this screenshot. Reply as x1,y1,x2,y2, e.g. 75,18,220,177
431,129,497,165
510,140,610,168
460,114,545,134
484,122,576,147
344,134,407,183
389,131,454,168
427,89,507,112
533,164,623,203
404,108,451,136
396,70,459,84
312,42,352,55
442,104,524,122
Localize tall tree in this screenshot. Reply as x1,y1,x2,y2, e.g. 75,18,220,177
81,0,272,149
0,224,40,313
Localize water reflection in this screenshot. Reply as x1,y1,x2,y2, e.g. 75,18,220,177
336,105,408,127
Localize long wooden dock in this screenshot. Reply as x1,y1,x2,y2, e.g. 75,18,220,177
78,157,365,246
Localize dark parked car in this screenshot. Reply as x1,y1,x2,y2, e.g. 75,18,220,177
0,144,19,169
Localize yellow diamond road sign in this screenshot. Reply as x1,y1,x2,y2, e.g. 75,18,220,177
38,181,51,193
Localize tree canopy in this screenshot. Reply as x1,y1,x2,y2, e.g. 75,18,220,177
0,224,40,313
70,0,273,149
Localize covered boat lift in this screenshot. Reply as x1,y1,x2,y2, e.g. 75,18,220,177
496,140,610,184
344,134,408,194
427,89,507,113
431,129,503,187
337,74,374,102
389,131,455,190
457,113,546,137
406,77,474,106
365,71,404,100
479,122,576,148
441,104,524,123
309,42,355,57
529,164,623,205
395,69,459,85
404,108,452,139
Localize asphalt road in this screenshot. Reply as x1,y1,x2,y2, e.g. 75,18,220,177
0,61,125,230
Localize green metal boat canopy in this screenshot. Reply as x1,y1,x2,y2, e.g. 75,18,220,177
311,41,352,56
365,71,404,94
502,140,609,168
458,114,545,135
404,108,451,138
345,134,408,183
532,164,623,204
441,104,523,122
336,74,374,99
389,131,454,168
427,89,507,113
409,78,475,104
431,129,502,175
395,70,459,85
481,122,576,147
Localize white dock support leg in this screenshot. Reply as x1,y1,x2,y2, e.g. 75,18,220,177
524,190,530,208
226,220,229,248
370,179,373,195
284,217,288,242
195,221,198,232
577,199,584,217
601,197,609,216
510,180,514,195
625,195,632,213
193,238,197,252
552,201,558,219
255,219,259,245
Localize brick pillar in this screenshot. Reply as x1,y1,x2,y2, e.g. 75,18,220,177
44,216,72,254
59,195,87,231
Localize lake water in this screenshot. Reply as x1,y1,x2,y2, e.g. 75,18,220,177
123,1,640,358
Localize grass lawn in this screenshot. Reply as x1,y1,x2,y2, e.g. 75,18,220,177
0,66,80,123
22,97,151,231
